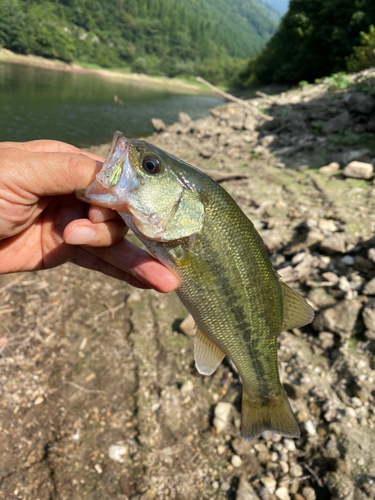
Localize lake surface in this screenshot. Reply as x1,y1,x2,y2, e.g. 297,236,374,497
0,61,224,148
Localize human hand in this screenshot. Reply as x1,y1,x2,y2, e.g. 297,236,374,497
0,140,178,292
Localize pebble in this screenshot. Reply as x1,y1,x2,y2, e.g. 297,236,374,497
231,455,243,467
364,277,375,295
275,486,290,500
280,460,289,474
108,443,128,463
212,481,219,489
283,438,296,452
213,402,232,433
179,314,196,336
221,481,231,492
302,486,316,500
304,420,317,436
217,445,226,455
180,380,194,393
236,475,260,500
94,463,103,474
289,463,304,478
295,410,309,423
260,476,277,495
232,436,252,455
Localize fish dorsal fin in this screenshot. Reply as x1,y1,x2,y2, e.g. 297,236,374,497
194,328,226,376
280,281,314,332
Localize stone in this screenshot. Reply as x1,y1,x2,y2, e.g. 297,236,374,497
228,112,246,130
322,111,351,134
283,383,306,400
312,299,362,338
275,486,290,500
260,230,284,253
362,298,375,332
178,112,191,123
319,233,346,254
108,443,128,463
318,219,338,233
354,255,373,270
343,161,373,180
180,380,194,393
343,92,375,115
231,454,243,467
304,420,316,436
244,115,257,132
151,118,166,132
180,314,196,336
363,277,375,295
283,438,296,451
289,463,303,478
213,402,232,433
295,410,309,423
319,162,340,174
260,476,276,495
232,437,252,456
302,487,316,500
318,331,335,349
236,475,261,500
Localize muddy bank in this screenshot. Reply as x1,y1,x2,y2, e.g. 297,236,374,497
1,68,375,500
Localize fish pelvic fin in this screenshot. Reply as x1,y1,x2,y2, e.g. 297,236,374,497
280,281,314,332
241,387,301,441
194,328,226,376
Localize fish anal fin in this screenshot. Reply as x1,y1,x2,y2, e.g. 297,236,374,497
194,328,226,376
241,387,300,441
280,281,314,332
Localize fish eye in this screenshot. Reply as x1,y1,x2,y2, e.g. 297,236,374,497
142,156,161,174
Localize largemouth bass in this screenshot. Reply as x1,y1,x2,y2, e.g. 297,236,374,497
77,131,314,440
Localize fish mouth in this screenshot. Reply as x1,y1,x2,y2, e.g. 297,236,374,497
77,131,134,210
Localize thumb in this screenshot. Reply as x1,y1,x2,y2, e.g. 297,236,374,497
1,147,102,197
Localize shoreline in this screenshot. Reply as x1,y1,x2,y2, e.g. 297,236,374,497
0,48,211,94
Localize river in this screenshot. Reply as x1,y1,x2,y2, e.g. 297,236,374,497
0,61,224,148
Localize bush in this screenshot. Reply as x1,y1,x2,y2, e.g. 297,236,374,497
347,25,375,72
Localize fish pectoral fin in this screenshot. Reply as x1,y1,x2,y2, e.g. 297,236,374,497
280,281,315,332
194,328,226,376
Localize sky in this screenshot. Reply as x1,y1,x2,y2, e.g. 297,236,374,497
265,0,289,14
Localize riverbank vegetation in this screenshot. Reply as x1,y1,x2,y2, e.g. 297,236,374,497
0,0,279,85
237,0,375,86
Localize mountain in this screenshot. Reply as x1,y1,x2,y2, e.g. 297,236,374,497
0,0,280,84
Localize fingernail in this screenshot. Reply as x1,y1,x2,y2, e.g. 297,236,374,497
65,226,96,245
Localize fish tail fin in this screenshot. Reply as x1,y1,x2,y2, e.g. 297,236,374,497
241,388,300,441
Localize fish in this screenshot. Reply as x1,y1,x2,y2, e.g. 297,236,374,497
77,131,314,440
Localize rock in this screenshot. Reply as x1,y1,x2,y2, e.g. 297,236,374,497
284,383,306,400
318,219,338,233
319,234,346,254
232,437,252,456
108,443,128,463
318,331,335,349
244,115,257,132
304,420,316,436
343,161,373,180
362,298,375,332
180,380,194,393
151,118,166,132
354,255,373,270
302,487,316,500
363,277,375,295
289,463,304,478
295,410,309,423
236,475,261,500
275,486,290,500
312,299,362,338
213,402,232,433
199,147,214,158
260,230,284,253
261,134,278,147
322,111,351,134
228,112,246,130
343,92,375,115
283,438,296,451
319,162,340,174
178,112,191,123
260,476,277,495
180,314,196,336
231,454,243,467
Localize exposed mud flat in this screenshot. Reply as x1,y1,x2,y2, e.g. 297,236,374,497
1,69,375,500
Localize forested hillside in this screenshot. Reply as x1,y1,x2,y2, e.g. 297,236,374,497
239,0,375,85
0,0,279,83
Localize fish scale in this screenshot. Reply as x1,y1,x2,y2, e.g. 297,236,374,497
77,131,314,440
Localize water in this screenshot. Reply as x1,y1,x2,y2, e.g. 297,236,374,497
0,61,224,148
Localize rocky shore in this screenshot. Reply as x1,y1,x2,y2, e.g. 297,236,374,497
1,68,375,499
